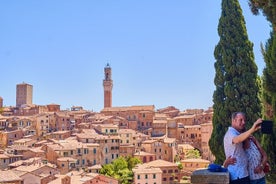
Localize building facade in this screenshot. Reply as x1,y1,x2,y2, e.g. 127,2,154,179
16,82,33,107
103,63,113,108
0,96,3,108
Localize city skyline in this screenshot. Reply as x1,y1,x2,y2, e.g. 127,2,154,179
0,1,271,112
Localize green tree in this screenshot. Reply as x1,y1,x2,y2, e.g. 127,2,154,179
261,32,276,171
248,0,276,176
100,163,115,176
125,156,142,170
99,156,141,184
185,149,201,159
249,0,276,30
209,0,262,164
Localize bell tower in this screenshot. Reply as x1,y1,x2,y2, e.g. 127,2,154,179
103,63,113,108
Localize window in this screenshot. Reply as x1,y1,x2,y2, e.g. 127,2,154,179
93,148,97,154
145,174,148,179
137,175,140,179
84,149,88,154
153,174,156,179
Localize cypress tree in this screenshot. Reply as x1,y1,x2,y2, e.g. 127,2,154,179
261,32,276,171
249,0,276,172
249,0,276,30
209,0,262,164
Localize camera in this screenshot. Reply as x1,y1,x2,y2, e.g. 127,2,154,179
261,120,273,134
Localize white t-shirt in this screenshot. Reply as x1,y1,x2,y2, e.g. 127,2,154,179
224,127,249,180
245,139,265,180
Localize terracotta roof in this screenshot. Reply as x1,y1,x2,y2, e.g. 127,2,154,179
0,154,9,159
181,158,210,163
174,114,196,119
133,164,162,173
184,125,201,128
118,129,136,134
52,130,70,135
13,163,56,173
178,144,194,150
152,119,167,124
164,137,176,143
0,170,22,182
142,139,157,144
96,124,118,128
145,159,178,167
57,157,77,162
29,147,45,153
102,105,155,112
133,151,155,156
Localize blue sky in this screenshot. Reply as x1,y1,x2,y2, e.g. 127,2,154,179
0,1,271,112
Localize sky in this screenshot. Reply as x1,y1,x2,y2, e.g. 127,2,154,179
0,1,272,112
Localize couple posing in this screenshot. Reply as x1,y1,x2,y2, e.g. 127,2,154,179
223,112,268,184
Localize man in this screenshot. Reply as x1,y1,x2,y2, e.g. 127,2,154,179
224,112,262,184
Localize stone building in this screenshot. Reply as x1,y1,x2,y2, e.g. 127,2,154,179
16,82,33,107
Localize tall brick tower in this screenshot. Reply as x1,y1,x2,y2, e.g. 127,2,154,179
16,82,33,107
0,96,3,108
103,63,113,108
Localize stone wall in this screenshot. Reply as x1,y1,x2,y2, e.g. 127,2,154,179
191,169,229,184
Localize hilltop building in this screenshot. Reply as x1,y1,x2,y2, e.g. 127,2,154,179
16,82,33,107
0,96,3,108
103,63,113,108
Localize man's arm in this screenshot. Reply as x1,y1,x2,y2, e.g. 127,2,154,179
232,118,262,144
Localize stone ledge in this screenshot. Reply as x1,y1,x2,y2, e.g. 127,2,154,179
191,169,229,184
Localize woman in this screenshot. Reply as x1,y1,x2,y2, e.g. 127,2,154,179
244,135,267,184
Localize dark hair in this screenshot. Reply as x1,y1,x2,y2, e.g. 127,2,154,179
231,112,245,121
